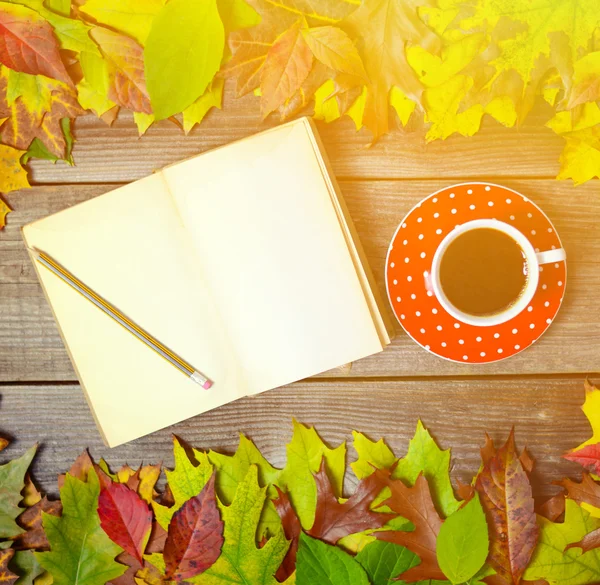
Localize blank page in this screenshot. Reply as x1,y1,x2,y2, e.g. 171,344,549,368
23,175,246,447
163,120,385,394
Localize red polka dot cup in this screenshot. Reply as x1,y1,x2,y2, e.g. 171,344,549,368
428,218,566,327
386,182,568,364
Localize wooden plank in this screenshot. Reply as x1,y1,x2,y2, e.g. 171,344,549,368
1,179,598,380
27,82,565,183
0,377,591,498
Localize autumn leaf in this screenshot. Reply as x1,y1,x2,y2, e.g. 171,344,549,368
153,437,214,531
374,470,445,582
144,0,224,120
163,473,223,580
260,19,313,117
182,79,223,134
13,497,62,551
0,549,19,585
0,446,36,539
0,143,28,194
0,2,72,84
10,550,43,585
0,67,83,158
37,467,127,585
524,499,600,585
351,431,396,480
475,431,538,585
568,52,600,108
436,494,489,584
76,50,115,117
340,0,439,138
565,381,600,467
537,494,566,522
296,532,370,585
277,420,346,530
272,487,301,582
89,27,151,113
79,0,166,46
98,481,153,565
301,26,366,79
307,457,394,544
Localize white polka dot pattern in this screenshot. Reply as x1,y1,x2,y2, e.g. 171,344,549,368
386,182,567,364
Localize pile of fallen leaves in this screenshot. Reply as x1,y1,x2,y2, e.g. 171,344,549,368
1,0,600,227
1,382,600,585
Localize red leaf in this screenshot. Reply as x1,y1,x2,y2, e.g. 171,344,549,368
307,457,394,544
374,470,445,582
0,3,71,85
475,431,538,585
98,481,153,565
563,443,600,475
89,26,151,114
163,473,223,581
273,486,301,582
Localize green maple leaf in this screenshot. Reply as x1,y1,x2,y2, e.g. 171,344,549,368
524,499,600,585
153,436,214,530
277,420,346,529
36,468,126,585
351,431,396,480
0,446,36,539
147,466,289,585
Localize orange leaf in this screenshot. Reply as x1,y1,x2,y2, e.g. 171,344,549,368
374,470,445,582
536,494,565,522
475,431,538,585
558,473,600,509
0,3,72,85
260,19,313,117
90,27,151,113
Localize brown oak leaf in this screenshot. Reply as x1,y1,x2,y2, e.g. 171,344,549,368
374,469,445,582
307,457,394,544
89,27,151,114
272,486,301,582
14,497,62,551
475,431,538,585
536,494,565,522
0,3,72,85
0,550,18,585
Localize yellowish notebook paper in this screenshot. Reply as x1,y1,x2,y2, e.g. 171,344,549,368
23,118,393,447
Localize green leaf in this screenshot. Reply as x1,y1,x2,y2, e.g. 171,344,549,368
436,495,489,584
60,118,74,164
145,0,225,120
188,466,288,584
152,436,213,530
208,432,281,537
46,0,69,16
278,420,346,529
393,420,461,518
355,541,419,585
524,499,600,585
76,50,116,117
351,431,396,480
182,79,224,135
10,551,43,585
36,468,126,585
21,138,59,164
79,0,166,46
297,533,370,585
0,445,36,539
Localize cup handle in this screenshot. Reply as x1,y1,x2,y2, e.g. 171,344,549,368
536,248,566,265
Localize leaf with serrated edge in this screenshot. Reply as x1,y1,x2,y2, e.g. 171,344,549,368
0,549,18,585
436,494,489,584
296,533,369,585
0,143,29,193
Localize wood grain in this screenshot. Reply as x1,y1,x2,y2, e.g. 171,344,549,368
0,377,591,499
27,83,565,184
2,179,598,380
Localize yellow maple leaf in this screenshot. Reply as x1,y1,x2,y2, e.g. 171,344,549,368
572,381,600,452
77,50,116,117
556,127,600,185
464,0,600,87
568,51,600,108
0,143,29,195
341,0,439,138
182,79,224,134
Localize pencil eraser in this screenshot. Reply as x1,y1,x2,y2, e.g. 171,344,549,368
203,380,213,390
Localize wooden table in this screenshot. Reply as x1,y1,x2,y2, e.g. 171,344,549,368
1,84,599,498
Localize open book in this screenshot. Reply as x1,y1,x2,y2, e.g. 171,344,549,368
23,118,393,447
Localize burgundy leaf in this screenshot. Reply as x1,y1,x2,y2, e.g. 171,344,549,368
273,486,301,582
164,473,223,581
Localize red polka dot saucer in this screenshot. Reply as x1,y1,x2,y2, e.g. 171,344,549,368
385,182,567,364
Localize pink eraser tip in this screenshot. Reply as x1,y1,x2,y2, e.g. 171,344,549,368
203,380,213,390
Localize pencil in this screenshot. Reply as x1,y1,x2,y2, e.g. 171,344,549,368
28,247,213,390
